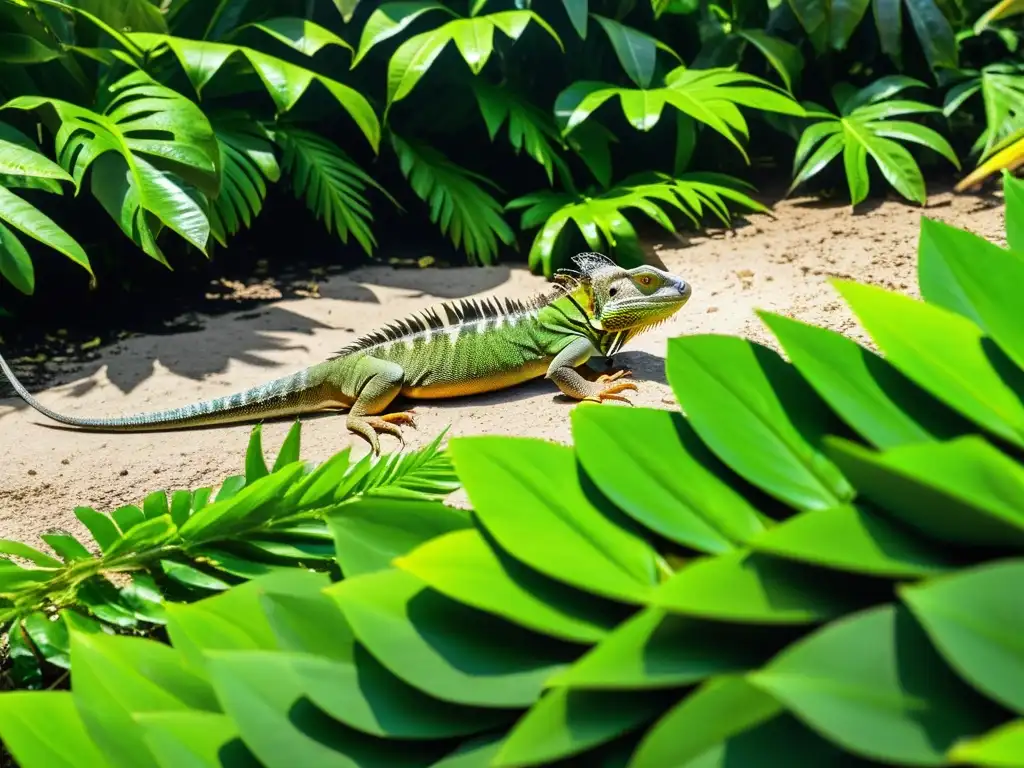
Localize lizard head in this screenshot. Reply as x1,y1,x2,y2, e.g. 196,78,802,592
556,252,692,333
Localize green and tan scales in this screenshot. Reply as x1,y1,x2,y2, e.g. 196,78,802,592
0,253,692,454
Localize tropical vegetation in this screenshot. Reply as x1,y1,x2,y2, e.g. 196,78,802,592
0,0,1019,321
0,170,1020,767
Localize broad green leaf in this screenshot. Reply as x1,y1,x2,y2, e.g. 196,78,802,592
135,711,257,768
246,17,353,57
549,607,782,689
494,687,676,767
629,676,783,768
328,568,573,707
828,436,1024,547
759,310,972,448
0,137,73,182
0,538,63,568
205,651,444,767
572,406,767,553
619,89,667,131
328,496,471,577
869,120,960,168
736,29,804,92
750,604,1001,765
450,18,494,74
74,506,120,552
918,217,1024,371
900,559,1024,714
790,130,844,192
0,186,90,275
244,425,269,483
858,130,926,204
949,720,1024,767
562,0,588,37
750,503,954,577
385,27,450,106
396,528,616,644
787,0,871,51
353,1,455,67
834,279,1024,448
0,691,114,768
904,0,958,70
448,436,660,604
653,549,862,623
591,15,659,88
272,421,302,472
666,335,854,511
0,222,32,294
843,138,869,206
22,611,71,668
1005,171,1023,252
41,533,92,562
70,631,218,768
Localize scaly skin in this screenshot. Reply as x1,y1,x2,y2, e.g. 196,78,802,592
0,253,692,454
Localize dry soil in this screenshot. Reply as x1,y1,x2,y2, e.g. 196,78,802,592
0,187,1008,544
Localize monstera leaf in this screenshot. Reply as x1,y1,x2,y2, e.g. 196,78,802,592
3,69,219,265
790,76,960,206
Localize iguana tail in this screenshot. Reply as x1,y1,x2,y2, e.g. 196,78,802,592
0,352,323,432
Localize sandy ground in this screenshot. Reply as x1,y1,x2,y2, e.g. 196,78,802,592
0,188,1008,544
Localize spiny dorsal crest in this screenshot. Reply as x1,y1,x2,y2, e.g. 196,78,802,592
333,289,562,357
571,251,619,280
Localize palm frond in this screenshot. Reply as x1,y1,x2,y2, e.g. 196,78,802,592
275,127,393,257
208,115,280,247
391,132,515,265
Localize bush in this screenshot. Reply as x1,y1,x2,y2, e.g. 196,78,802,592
0,174,1021,767
0,0,1019,315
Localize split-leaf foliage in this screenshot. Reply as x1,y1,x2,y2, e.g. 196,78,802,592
1,175,1023,767
0,0,1019,309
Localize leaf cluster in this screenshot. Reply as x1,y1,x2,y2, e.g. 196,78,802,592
1,169,1023,768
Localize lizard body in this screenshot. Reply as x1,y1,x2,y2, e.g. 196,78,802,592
0,253,692,454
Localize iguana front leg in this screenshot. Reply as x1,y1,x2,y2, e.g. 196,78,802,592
546,337,638,404
343,357,416,455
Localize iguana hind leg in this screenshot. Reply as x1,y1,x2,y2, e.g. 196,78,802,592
547,337,639,405
343,357,416,455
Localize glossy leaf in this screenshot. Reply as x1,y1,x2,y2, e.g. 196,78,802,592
0,691,114,768
395,528,615,644
750,604,1001,765
353,1,456,67
328,496,471,577
834,279,1024,448
591,15,661,89
900,559,1024,714
0,185,90,277
134,710,256,768
572,406,767,554
949,720,1024,767
653,549,862,623
449,435,660,604
549,607,780,689
666,335,854,511
327,568,573,707
760,310,972,449
750,503,954,577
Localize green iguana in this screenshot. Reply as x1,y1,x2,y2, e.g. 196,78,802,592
0,253,692,454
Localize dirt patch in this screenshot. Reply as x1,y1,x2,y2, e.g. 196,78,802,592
0,186,1007,544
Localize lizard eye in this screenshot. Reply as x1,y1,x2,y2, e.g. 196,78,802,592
609,287,618,297
640,276,652,285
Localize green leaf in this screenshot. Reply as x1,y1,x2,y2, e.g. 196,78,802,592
0,32,62,63
572,406,767,553
23,611,72,668
205,650,446,767
736,29,804,92
901,559,1024,715
353,1,454,67
0,136,73,183
0,185,90,276
327,568,573,707
74,506,120,552
549,607,779,689
787,0,871,50
245,16,353,57
873,0,904,63
328,496,470,577
828,436,1024,548
208,117,279,246
448,436,660,604
450,18,495,74
494,687,676,767
833,279,1024,448
629,676,784,768
652,549,862,623
0,691,114,768
759,310,971,449
591,15,659,89
750,503,954,577
918,217,1024,371
244,425,269,483
750,604,1002,765
134,711,256,768
272,422,302,472
949,720,1024,767
391,133,514,265
0,538,63,568
904,0,958,70
0,222,32,294
562,0,588,37
666,335,854,511
858,130,926,205
277,127,391,257
396,528,616,644
1004,172,1023,252
41,533,92,562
